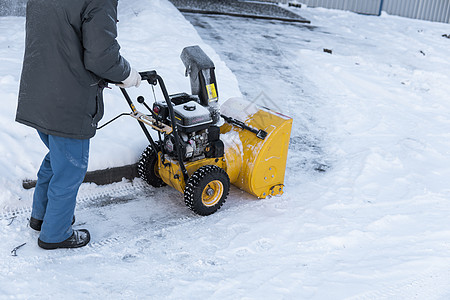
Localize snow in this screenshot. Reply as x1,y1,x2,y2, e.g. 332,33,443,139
2,0,450,298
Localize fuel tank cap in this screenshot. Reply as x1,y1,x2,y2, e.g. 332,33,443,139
184,104,196,111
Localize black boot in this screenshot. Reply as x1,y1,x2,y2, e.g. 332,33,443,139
38,229,90,250
29,215,75,231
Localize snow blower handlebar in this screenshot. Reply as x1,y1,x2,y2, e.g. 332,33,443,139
139,70,158,84
117,87,161,160
137,71,189,181
101,71,189,182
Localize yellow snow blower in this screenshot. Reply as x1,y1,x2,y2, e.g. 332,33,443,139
112,46,292,215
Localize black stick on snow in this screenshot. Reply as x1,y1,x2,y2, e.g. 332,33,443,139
11,243,26,257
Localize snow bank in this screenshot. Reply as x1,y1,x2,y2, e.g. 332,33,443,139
0,0,241,209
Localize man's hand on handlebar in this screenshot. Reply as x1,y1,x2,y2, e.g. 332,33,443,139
116,68,141,88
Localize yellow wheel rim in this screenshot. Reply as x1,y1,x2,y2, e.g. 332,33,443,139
201,180,224,207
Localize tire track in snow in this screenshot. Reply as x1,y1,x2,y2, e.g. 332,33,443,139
3,178,261,260
2,180,255,259
0,180,150,221
5,211,197,262
86,215,196,249
2,178,206,257
0,206,31,221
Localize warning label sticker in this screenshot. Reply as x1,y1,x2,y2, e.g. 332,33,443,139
206,83,218,102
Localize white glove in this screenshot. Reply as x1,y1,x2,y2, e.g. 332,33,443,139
116,68,141,88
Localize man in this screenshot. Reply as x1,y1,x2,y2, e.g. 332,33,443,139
15,0,140,249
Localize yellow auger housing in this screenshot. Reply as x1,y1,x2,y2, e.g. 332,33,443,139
154,97,293,200
220,97,293,198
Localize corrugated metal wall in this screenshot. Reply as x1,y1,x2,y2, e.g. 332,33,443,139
296,0,382,15
272,0,450,23
383,0,450,23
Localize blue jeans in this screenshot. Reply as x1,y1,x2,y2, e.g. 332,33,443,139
31,131,89,243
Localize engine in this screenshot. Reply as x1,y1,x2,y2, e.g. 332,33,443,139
151,45,224,162
153,94,224,161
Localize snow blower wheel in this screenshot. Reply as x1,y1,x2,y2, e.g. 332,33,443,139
184,165,230,216
137,145,166,188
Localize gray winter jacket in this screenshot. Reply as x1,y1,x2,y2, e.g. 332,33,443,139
16,0,131,139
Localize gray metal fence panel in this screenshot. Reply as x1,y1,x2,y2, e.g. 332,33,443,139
294,0,382,15
269,0,450,22
383,0,450,23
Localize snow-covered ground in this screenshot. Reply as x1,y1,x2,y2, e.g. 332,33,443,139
2,0,450,298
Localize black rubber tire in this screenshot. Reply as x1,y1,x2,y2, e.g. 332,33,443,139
137,145,166,188
184,165,230,216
